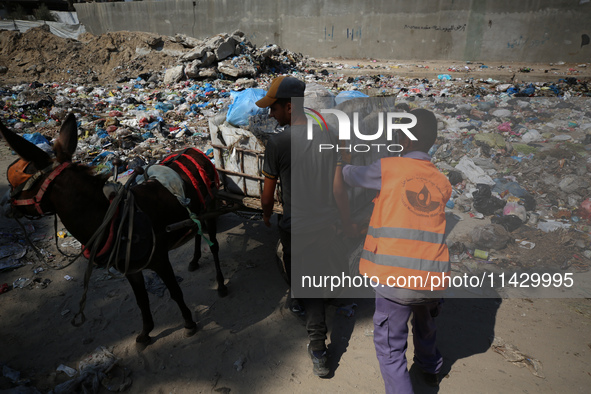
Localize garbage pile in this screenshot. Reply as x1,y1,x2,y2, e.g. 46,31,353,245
417,96,591,275
1,27,591,283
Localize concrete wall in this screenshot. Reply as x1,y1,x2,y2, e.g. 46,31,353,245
75,0,591,63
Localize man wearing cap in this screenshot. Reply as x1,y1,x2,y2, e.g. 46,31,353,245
257,76,353,377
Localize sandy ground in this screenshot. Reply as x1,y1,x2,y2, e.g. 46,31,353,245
1,126,591,394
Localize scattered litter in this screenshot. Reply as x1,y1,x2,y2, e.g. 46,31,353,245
537,221,571,233
472,224,512,250
13,277,32,289
517,240,536,249
52,346,128,394
233,356,246,371
492,336,545,379
57,364,78,378
473,249,489,260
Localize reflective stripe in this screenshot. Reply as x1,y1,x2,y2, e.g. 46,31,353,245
367,225,444,244
361,249,449,273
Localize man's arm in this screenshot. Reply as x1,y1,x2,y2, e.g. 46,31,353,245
261,137,280,227
261,177,277,227
342,160,382,190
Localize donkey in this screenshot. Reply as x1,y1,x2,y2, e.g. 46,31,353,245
0,113,226,343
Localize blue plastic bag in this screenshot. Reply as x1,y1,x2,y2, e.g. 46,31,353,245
226,89,267,127
23,132,49,146
335,90,369,105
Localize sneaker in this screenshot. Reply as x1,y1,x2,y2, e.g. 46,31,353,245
422,371,439,387
307,345,329,377
289,299,305,316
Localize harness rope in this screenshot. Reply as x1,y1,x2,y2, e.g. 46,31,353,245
72,170,156,327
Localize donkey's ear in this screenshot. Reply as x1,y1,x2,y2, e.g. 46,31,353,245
0,120,52,168
54,113,78,163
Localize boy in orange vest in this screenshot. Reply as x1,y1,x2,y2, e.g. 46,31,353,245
342,109,451,393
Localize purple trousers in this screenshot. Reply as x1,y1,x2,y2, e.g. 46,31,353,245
373,297,443,394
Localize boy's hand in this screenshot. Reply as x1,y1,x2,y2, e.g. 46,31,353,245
343,223,359,238
263,212,272,227
341,150,352,164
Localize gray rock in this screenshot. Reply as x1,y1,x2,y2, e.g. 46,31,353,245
185,59,203,79
163,65,185,85
174,34,202,48
180,46,207,61
217,60,256,78
215,37,237,61
198,67,218,79
147,36,164,48
234,78,257,88
201,51,216,67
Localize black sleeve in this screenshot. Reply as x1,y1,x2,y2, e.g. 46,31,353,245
262,137,279,179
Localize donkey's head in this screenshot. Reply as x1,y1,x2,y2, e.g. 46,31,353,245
0,113,79,218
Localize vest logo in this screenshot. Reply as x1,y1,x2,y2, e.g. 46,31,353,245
402,178,444,217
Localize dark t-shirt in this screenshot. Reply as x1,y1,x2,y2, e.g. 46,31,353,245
262,123,341,234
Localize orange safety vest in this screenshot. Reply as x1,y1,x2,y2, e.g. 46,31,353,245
359,157,452,290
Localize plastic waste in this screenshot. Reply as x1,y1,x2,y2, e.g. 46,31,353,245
447,170,463,186
492,336,544,379
335,90,369,105
493,178,530,199
473,249,489,260
491,215,523,232
472,184,506,215
234,357,246,371
226,88,267,127
521,129,542,143
455,156,495,186
502,202,527,222
22,132,47,144
537,221,571,233
471,224,511,250
57,364,78,377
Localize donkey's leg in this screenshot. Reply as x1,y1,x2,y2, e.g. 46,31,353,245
153,260,198,337
206,217,227,297
126,272,155,343
188,233,202,272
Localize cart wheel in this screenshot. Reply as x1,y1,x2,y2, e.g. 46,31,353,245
275,239,289,285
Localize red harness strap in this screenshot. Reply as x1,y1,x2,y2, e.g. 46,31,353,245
161,148,219,205
181,153,215,199
12,162,71,216
187,148,220,188
82,204,118,259
174,161,206,205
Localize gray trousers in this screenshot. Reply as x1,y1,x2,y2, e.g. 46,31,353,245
374,297,443,394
